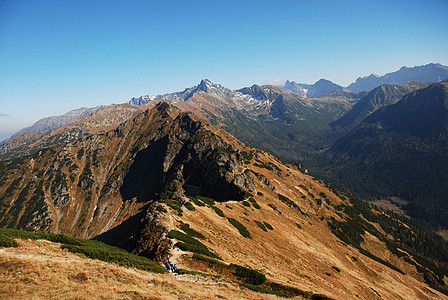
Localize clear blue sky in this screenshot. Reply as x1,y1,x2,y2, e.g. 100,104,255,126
1,0,447,141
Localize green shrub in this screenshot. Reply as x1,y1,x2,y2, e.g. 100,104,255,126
249,197,261,209
253,162,273,171
239,283,288,297
268,204,282,214
331,266,341,273
179,223,205,239
230,263,266,285
160,199,183,215
0,228,165,274
176,268,220,278
61,242,165,273
240,151,253,161
195,196,215,206
189,197,206,206
216,146,233,155
277,194,305,215
211,206,225,218
254,221,267,232
167,230,202,247
192,253,226,267
263,222,273,230
257,192,264,196
312,294,333,300
175,242,220,259
168,230,219,259
295,223,302,229
0,234,18,248
184,201,195,211
155,206,167,213
228,218,251,238
242,201,251,207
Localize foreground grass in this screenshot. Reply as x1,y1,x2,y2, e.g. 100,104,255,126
0,228,166,274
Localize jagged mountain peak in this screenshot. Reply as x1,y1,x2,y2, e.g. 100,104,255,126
196,79,228,96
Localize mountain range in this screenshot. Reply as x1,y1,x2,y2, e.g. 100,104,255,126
346,63,448,92
275,63,448,98
2,63,448,298
283,79,344,98
1,102,448,298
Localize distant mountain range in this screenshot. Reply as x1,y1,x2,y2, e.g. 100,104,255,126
346,63,448,92
275,63,448,98
283,79,344,98
9,106,102,140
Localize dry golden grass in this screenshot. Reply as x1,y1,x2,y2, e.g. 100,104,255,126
0,239,281,300
169,147,448,300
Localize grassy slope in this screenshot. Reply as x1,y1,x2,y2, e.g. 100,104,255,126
0,238,272,300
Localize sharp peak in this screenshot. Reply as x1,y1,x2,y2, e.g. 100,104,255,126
199,78,212,84
314,78,334,83
198,78,220,86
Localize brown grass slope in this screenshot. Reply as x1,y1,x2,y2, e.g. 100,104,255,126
0,238,272,300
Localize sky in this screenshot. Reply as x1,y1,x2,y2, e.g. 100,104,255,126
1,0,448,141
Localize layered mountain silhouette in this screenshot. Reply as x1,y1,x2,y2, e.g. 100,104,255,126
346,63,448,92
330,81,432,129
323,81,448,226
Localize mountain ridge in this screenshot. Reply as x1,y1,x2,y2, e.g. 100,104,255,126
346,63,448,92
322,81,448,227
330,81,433,129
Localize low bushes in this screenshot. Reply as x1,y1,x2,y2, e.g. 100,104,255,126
254,220,268,232
0,228,166,274
277,194,305,215
179,222,205,239
0,233,18,248
227,218,251,238
61,243,165,273
211,206,225,217
231,263,266,285
168,230,220,259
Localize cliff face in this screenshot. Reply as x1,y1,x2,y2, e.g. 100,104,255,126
0,102,255,259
